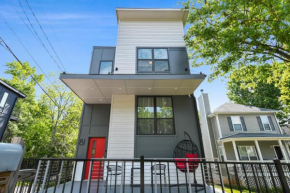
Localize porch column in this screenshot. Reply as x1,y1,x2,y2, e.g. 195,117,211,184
221,142,227,161
232,141,239,161
254,140,263,161
278,140,289,161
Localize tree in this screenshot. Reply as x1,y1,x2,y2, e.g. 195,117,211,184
184,0,290,126
1,61,50,157
227,63,289,126
39,74,82,158
184,0,290,80
2,61,82,158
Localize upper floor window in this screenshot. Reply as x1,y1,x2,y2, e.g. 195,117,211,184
99,61,113,74
137,96,174,135
231,116,243,131
260,116,272,131
137,48,169,73
0,92,9,108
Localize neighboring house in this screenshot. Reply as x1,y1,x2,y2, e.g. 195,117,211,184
198,92,290,162
60,8,206,165
0,80,26,141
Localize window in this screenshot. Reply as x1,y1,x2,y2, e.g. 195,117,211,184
231,116,243,131
238,146,258,161
0,92,9,108
99,61,113,74
218,147,224,161
260,116,271,131
137,48,169,73
137,96,174,135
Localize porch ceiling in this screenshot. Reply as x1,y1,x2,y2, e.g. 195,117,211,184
60,73,205,104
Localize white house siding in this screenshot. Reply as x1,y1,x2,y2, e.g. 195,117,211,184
115,20,186,74
107,95,135,158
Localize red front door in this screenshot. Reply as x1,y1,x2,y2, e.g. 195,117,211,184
85,137,106,179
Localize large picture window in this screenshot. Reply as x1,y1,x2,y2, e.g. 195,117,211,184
238,146,258,161
137,48,169,73
137,96,174,135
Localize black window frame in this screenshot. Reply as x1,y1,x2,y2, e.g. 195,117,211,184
136,48,170,73
136,96,175,135
99,60,113,75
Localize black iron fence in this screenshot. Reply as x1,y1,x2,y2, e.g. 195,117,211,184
14,158,290,193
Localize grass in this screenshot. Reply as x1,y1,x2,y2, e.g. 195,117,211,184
215,185,250,193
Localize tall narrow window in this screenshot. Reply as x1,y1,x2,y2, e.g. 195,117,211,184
0,92,9,108
137,97,155,134
99,61,113,74
260,116,271,131
156,97,174,134
231,116,243,131
137,48,169,73
137,96,175,135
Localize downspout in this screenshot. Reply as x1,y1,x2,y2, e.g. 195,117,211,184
191,94,206,159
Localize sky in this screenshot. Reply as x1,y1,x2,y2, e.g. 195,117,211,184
0,0,229,111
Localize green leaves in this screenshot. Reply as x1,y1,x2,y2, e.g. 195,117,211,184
227,63,289,126
2,61,82,158
185,0,290,80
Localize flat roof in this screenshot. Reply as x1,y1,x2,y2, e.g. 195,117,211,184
0,80,26,98
116,8,189,27
60,73,205,104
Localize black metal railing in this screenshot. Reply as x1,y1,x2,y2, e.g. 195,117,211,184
14,158,290,193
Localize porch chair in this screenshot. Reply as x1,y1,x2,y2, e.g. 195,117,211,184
106,165,123,189
172,132,204,192
151,164,167,187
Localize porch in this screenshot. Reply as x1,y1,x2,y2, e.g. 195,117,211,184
14,157,290,193
219,133,290,161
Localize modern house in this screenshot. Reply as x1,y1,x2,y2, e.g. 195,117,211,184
0,80,26,141
198,92,290,162
60,8,206,182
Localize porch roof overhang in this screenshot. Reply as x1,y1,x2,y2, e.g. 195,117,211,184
218,133,290,143
116,8,189,27
60,73,206,104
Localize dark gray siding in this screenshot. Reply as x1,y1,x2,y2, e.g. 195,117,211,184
168,47,190,74
0,85,18,141
135,96,203,158
89,47,116,74
75,104,111,158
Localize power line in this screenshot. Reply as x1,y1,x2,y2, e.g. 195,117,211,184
25,0,67,72
10,1,37,40
38,0,70,66
0,14,61,93
0,37,60,108
17,0,65,72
